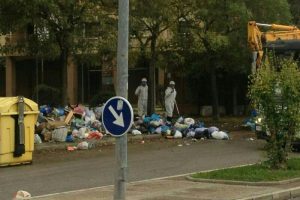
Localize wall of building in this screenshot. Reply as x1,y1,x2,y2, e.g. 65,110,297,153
0,66,4,96
13,58,62,103
77,64,149,106
42,60,62,91
3,56,249,115
15,59,36,98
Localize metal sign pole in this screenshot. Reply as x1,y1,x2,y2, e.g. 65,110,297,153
114,0,129,199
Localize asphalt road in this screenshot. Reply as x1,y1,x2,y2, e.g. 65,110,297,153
1,138,265,199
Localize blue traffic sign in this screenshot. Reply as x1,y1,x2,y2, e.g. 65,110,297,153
102,96,133,137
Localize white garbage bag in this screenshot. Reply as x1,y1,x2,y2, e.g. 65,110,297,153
174,122,189,130
174,130,183,138
208,126,219,134
72,129,79,138
155,127,162,134
52,127,68,142
184,118,195,126
187,131,196,138
132,129,142,135
150,120,161,127
211,131,229,140
177,116,184,123
34,134,42,144
78,127,88,139
77,141,89,150
13,190,31,200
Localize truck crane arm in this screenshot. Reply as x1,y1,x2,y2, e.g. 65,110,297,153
247,21,300,73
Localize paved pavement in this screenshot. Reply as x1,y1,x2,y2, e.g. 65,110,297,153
31,176,300,200
1,134,265,199
3,132,300,200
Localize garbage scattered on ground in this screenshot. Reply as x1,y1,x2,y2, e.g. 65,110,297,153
77,141,89,150
67,146,77,151
34,134,42,144
36,104,106,150
211,131,229,140
242,109,258,131
13,190,31,200
35,103,230,150
131,114,229,140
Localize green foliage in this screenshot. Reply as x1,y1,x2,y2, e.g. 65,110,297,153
249,56,300,169
0,0,33,33
0,0,117,61
130,0,176,113
130,0,175,61
288,0,300,26
246,0,292,23
0,0,117,104
167,0,293,76
161,0,253,89
0,0,296,110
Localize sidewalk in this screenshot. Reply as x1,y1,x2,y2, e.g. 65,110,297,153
30,132,300,200
31,176,300,200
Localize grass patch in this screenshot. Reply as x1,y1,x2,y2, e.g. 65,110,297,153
191,158,300,182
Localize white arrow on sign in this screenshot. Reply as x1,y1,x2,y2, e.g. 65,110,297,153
109,105,125,127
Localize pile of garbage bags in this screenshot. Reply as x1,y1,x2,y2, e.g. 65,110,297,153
131,114,229,140
35,104,105,146
35,104,229,145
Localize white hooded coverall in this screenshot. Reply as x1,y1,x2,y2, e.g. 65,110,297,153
165,87,177,117
135,85,148,116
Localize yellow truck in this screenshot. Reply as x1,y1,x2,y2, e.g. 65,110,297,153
247,21,300,73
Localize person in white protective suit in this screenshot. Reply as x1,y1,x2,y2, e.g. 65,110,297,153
135,78,148,117
165,81,176,122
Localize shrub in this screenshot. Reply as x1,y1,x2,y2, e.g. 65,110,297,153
249,56,300,169
33,84,61,106
89,91,115,107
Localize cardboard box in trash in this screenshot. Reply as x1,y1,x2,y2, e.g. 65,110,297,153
46,120,67,129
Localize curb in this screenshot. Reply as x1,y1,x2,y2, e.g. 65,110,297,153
186,176,300,186
237,186,300,200
186,175,300,200
34,134,162,151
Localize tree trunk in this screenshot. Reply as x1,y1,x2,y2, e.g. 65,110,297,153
210,64,219,121
148,36,157,115
61,50,68,105
233,83,238,116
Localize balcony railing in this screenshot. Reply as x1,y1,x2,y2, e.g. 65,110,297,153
0,33,28,56
0,33,28,46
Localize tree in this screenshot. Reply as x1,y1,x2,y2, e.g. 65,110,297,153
169,0,250,120
130,0,175,114
288,0,300,26
249,57,300,169
0,0,117,104
245,0,292,24
168,0,292,119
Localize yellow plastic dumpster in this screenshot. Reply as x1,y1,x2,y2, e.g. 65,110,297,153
0,96,39,166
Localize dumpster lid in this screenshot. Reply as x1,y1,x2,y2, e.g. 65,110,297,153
0,97,38,114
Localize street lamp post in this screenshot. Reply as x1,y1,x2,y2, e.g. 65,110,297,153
114,0,129,200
